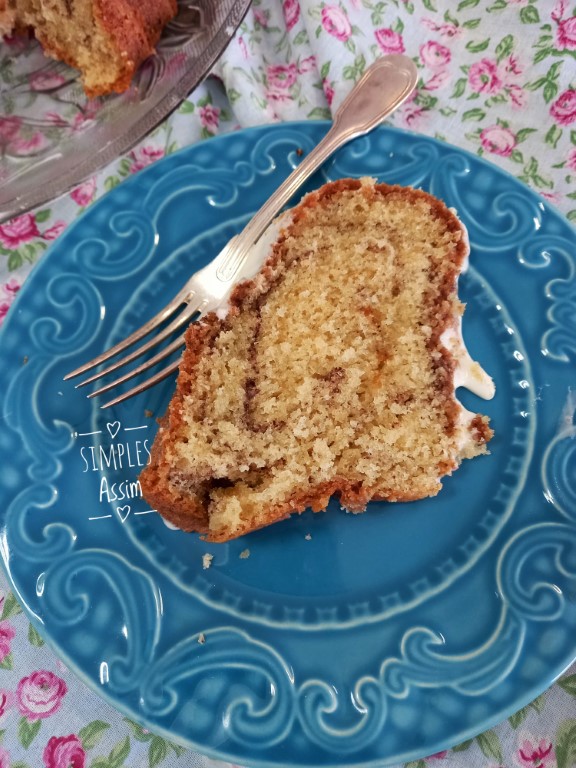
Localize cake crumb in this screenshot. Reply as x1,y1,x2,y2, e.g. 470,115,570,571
202,553,213,570
305,533,312,540
198,632,206,644
144,409,154,418
239,549,250,559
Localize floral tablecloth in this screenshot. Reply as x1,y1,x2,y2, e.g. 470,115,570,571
1,1,576,767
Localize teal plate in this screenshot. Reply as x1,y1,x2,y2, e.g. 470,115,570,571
1,123,575,767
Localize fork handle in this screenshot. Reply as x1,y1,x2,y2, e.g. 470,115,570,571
215,53,418,282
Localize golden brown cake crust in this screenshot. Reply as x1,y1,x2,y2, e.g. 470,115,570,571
0,1,17,35
140,179,493,542
89,0,177,95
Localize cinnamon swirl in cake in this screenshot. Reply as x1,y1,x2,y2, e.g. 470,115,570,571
140,178,494,542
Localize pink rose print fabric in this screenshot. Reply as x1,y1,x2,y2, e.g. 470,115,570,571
43,734,86,768
283,0,300,30
17,670,67,720
0,214,40,250
550,89,576,125
128,145,165,173
480,124,517,156
375,28,405,54
70,178,96,207
211,0,575,225
321,5,352,42
1,3,576,768
0,279,20,324
199,104,221,132
0,213,66,250
28,71,67,91
515,733,557,767
0,622,15,662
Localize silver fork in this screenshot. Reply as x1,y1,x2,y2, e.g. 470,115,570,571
64,54,418,408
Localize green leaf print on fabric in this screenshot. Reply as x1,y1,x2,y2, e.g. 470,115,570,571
508,692,546,728
79,720,111,750
559,674,576,697
104,177,121,192
27,623,44,648
307,106,332,118
465,38,490,52
520,4,540,24
123,724,186,766
452,738,474,751
495,33,514,62
124,719,153,742
516,127,538,142
519,155,554,189
556,719,576,768
476,730,503,763
178,100,195,114
1,593,23,620
451,77,468,98
526,61,563,105
343,54,367,80
148,735,168,767
546,123,563,148
17,717,41,749
463,107,486,121
368,2,387,26
107,735,131,768
168,741,186,757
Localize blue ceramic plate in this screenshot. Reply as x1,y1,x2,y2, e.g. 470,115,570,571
1,123,575,768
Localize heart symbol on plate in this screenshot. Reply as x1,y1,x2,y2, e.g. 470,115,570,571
107,421,121,439
117,505,130,523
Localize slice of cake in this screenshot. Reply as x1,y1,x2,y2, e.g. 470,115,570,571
140,178,494,542
0,0,177,97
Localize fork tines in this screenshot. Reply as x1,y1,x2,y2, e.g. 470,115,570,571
64,288,208,408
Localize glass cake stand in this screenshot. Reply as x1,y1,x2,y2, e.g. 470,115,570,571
0,0,251,222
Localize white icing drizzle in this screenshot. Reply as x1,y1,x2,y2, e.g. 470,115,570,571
442,215,494,400
440,319,495,455
441,215,495,455
440,321,495,401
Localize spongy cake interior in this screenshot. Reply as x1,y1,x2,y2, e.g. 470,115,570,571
13,0,121,93
140,179,491,542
